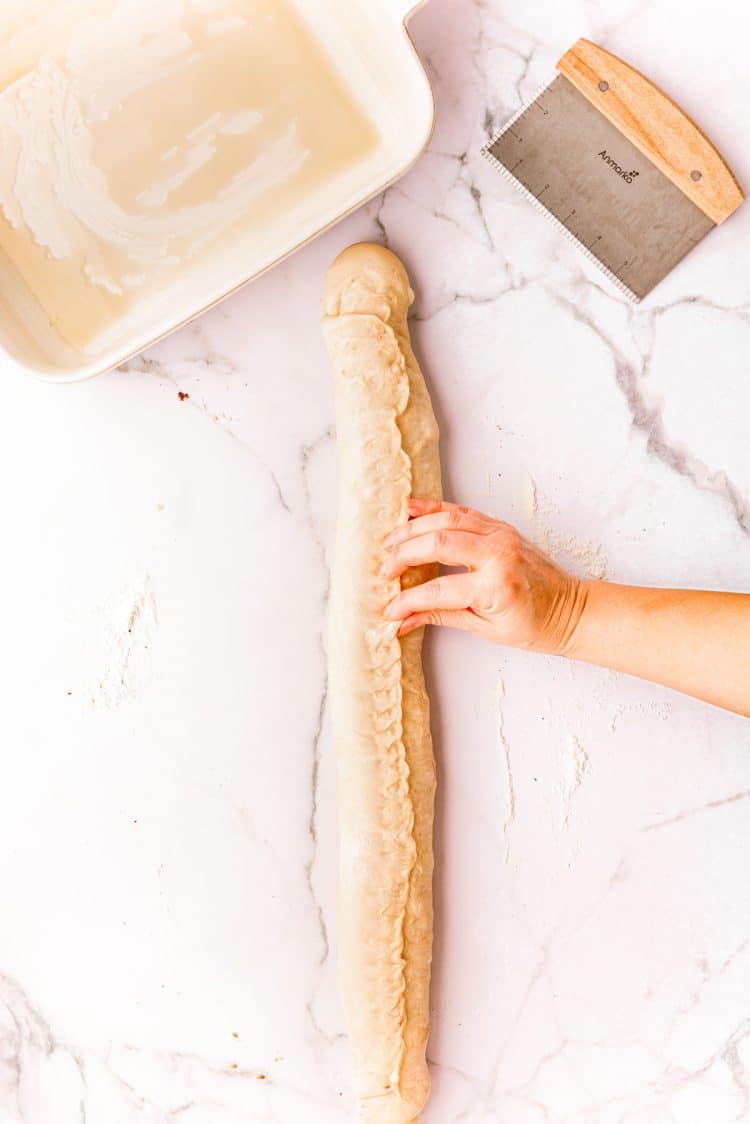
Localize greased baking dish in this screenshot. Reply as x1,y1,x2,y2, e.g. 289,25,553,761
0,0,433,381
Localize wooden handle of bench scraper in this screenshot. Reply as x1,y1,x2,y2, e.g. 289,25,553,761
557,39,744,224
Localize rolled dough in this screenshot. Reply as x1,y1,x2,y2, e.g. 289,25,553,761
322,243,442,1124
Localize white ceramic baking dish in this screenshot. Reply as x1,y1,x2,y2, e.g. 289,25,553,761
0,0,433,381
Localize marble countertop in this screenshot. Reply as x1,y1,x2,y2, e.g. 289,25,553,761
3,1,750,1122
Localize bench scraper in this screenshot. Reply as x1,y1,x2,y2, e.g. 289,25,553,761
482,39,744,300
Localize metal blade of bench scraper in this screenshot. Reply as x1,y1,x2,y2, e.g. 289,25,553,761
482,75,714,300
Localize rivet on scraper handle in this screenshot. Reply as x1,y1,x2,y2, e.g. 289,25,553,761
482,38,744,301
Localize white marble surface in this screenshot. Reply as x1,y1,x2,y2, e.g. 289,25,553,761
2,2,750,1122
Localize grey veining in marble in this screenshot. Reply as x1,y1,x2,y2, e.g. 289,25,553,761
2,2,750,1122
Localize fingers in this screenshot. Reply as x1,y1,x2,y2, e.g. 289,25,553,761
385,573,476,619
397,609,491,638
405,498,443,517
406,498,491,516
384,503,493,550
382,529,489,578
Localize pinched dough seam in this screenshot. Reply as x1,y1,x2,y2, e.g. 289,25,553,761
344,310,418,1098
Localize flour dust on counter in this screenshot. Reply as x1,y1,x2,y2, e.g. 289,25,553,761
0,0,378,354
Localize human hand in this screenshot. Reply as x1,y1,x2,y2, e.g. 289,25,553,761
382,498,588,653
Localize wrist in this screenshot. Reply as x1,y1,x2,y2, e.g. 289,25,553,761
532,574,591,656
562,578,600,659
555,577,593,657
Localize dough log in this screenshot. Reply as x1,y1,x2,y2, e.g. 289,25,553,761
322,243,442,1124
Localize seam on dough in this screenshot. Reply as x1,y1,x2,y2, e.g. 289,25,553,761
390,329,420,1103
327,300,424,1109
357,307,417,1099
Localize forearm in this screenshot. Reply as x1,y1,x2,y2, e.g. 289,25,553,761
568,582,750,717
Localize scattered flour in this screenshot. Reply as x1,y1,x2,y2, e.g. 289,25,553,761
524,472,607,579
89,577,158,709
561,730,590,829
557,728,591,867
497,676,516,863
524,471,538,517
609,698,672,733
539,528,608,580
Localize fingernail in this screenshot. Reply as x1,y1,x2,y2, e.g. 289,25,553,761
379,559,392,577
383,599,397,619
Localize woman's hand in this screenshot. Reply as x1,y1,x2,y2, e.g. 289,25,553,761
382,498,588,653
383,497,750,717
